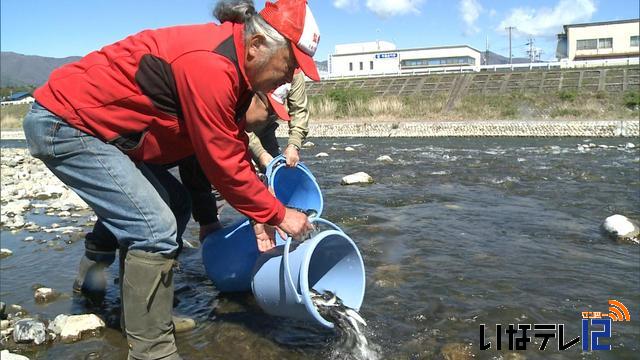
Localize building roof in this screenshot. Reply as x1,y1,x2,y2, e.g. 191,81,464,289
563,18,639,32
4,92,32,101
331,44,481,57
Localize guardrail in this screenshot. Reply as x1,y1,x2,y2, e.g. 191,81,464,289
321,57,640,80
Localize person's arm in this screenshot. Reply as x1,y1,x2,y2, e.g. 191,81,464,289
284,72,309,166
247,131,272,169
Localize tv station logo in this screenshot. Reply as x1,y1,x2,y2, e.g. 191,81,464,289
479,300,631,352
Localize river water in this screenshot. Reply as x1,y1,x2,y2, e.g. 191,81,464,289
1,137,638,359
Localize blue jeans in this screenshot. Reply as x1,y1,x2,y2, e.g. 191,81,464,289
23,103,190,257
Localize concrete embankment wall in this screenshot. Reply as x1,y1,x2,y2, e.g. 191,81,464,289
2,120,639,140
307,66,640,99
277,120,640,137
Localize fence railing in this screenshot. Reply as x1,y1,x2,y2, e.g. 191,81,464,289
321,57,640,80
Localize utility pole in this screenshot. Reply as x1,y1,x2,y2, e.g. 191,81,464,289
526,36,535,63
505,26,515,64
484,35,489,65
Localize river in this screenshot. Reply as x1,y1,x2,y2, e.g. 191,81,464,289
1,137,638,359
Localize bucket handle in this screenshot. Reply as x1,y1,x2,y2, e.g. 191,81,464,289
282,217,344,304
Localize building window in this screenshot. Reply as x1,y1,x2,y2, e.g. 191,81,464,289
631,35,640,47
370,61,374,70
349,62,353,71
359,62,363,70
400,56,475,68
576,39,597,50
598,38,612,49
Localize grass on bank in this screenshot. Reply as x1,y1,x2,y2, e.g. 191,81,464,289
0,104,31,130
309,89,640,121
1,90,639,129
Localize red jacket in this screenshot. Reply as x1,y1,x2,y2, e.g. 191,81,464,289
35,22,286,225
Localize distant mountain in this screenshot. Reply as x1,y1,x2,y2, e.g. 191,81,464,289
1,52,81,87
315,60,328,72
1,52,331,88
484,50,530,65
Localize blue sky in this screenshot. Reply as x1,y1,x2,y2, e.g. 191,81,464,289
1,0,637,62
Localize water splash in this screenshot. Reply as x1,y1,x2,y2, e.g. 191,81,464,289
311,290,380,360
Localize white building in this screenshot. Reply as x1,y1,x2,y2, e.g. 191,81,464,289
557,19,640,61
328,41,481,78
0,92,34,106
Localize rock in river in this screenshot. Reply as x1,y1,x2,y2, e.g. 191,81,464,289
48,314,105,342
603,214,639,244
341,172,374,185
13,318,47,345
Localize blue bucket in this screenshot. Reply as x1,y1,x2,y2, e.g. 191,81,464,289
251,218,366,328
202,157,324,292
266,155,323,217
201,219,258,292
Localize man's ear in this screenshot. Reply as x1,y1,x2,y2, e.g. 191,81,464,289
247,34,267,60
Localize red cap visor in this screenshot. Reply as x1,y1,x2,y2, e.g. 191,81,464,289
292,45,320,81
267,91,290,121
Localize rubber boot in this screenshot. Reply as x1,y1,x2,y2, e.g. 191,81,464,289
120,248,195,335
73,231,117,295
123,250,181,360
72,252,115,295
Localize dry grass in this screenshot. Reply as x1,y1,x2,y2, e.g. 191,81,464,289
309,90,639,122
0,104,31,130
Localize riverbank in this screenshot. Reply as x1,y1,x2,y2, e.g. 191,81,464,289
2,119,638,140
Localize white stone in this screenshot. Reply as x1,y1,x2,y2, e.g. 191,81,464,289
23,236,34,242
302,141,315,148
341,172,374,185
43,226,82,233
58,211,71,217
48,314,105,342
13,318,47,345
376,155,393,162
0,199,31,215
315,152,329,158
598,144,609,149
345,146,356,151
0,349,30,360
603,215,639,244
626,142,635,149
34,288,58,303
1,248,13,258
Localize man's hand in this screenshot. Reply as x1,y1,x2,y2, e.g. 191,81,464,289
284,144,300,167
253,222,277,252
199,221,223,242
258,152,274,169
278,207,314,240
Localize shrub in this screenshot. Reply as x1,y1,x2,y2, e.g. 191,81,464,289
623,91,640,109
558,90,577,101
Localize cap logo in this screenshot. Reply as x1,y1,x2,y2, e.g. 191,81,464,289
270,83,291,105
297,4,319,56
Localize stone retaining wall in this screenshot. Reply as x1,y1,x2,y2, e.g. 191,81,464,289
277,120,640,138
2,120,638,141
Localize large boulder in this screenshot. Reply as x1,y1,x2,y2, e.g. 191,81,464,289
48,314,105,342
603,215,639,244
341,172,374,185
0,350,30,360
13,318,47,345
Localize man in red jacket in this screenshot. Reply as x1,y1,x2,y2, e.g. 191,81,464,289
22,0,320,358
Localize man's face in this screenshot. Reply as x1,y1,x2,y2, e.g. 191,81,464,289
246,36,297,94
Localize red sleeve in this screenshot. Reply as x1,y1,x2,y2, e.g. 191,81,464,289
172,51,286,225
